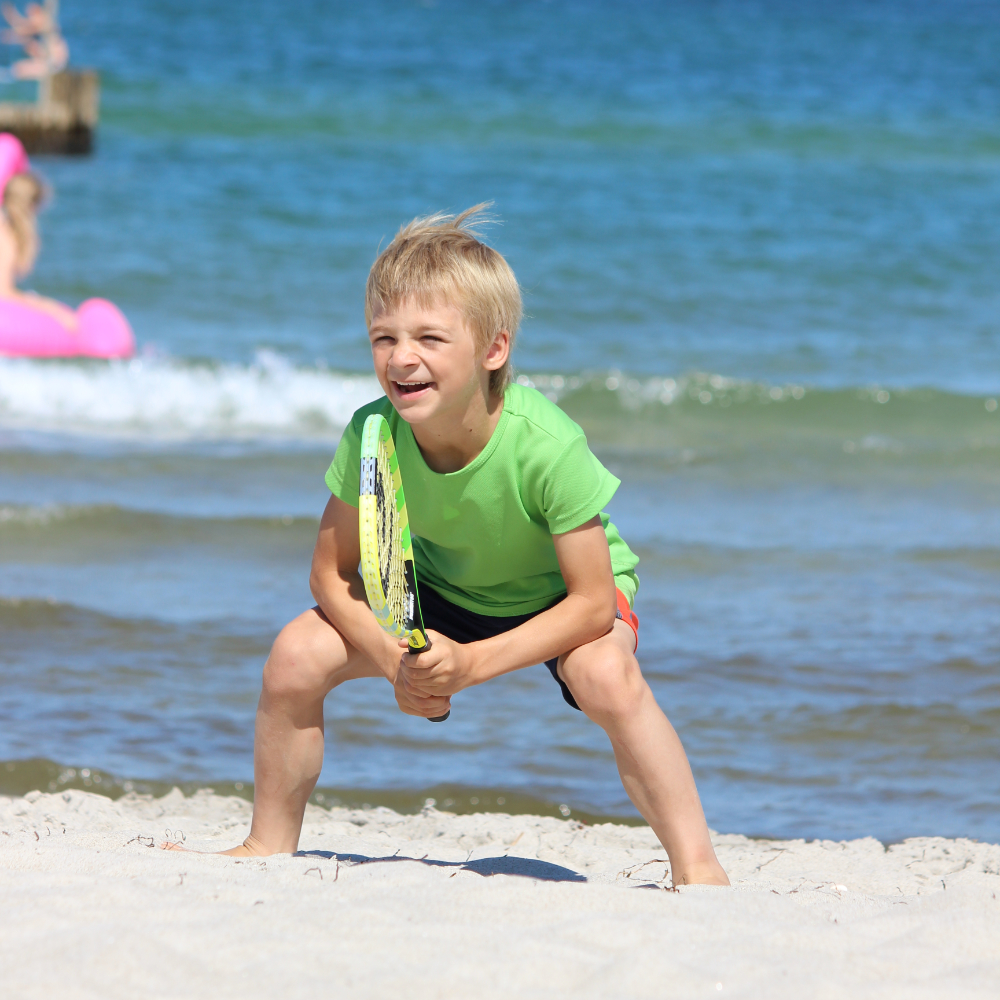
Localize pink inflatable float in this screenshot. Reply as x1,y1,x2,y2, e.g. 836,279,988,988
0,296,135,358
0,133,135,359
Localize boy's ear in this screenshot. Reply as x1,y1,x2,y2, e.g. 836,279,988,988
482,329,510,372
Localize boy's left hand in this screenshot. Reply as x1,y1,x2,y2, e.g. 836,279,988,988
397,631,478,699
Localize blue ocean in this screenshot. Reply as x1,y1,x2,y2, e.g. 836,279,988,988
1,0,998,842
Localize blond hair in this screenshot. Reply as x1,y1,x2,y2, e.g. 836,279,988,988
366,204,522,396
3,172,46,276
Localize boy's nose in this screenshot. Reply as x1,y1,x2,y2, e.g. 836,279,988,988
389,344,420,369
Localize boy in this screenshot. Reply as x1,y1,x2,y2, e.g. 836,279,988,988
212,206,728,886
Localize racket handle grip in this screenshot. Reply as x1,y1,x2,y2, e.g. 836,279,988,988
408,635,451,723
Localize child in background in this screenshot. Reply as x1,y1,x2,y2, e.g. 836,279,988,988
0,132,77,329
207,205,729,887
0,131,134,359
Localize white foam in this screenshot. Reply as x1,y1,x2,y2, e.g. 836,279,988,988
0,351,382,441
0,503,77,525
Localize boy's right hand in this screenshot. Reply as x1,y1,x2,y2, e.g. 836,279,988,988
392,669,452,719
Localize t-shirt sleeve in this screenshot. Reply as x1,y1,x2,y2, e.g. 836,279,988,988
325,416,363,507
541,434,621,535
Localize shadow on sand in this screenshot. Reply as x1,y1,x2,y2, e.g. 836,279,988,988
295,849,587,883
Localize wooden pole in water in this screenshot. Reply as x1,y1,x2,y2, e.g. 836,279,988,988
0,68,100,155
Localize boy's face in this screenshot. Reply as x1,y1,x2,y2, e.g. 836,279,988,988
368,297,507,425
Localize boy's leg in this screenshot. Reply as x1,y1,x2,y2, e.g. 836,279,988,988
221,606,382,856
556,621,729,886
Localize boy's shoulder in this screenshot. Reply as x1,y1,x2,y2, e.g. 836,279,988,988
503,383,585,446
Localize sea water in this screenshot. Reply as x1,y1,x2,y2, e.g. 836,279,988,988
1,0,998,842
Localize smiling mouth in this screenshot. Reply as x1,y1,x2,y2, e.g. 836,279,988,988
394,381,432,396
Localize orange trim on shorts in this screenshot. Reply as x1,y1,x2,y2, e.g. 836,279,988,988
615,587,639,653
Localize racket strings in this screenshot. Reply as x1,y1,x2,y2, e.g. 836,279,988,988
375,438,409,627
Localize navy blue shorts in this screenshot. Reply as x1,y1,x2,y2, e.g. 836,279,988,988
417,585,581,710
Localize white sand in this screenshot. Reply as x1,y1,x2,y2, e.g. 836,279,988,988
1,789,998,999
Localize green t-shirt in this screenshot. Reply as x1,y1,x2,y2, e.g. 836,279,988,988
325,383,639,616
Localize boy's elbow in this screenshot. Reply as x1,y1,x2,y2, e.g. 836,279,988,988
585,599,617,641
310,562,358,605
308,564,326,602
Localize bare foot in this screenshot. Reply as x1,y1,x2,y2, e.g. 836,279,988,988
159,834,272,857
217,841,262,857
160,840,192,852
673,860,731,887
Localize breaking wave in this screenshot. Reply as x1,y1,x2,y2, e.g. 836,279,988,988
0,352,997,448
0,351,381,441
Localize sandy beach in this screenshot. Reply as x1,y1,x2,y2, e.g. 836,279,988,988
0,789,997,999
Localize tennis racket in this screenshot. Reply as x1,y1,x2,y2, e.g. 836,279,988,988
359,413,449,723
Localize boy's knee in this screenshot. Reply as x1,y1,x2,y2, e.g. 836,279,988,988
262,616,336,702
564,646,646,722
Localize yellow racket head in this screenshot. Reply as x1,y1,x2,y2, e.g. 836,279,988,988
359,413,429,651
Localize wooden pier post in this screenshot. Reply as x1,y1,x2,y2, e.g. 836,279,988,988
0,69,100,155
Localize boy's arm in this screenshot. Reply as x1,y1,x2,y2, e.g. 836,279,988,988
310,494,452,718
396,515,617,699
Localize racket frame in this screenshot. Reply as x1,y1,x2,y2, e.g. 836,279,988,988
359,413,449,722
